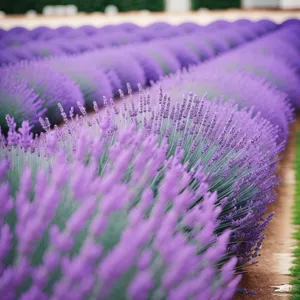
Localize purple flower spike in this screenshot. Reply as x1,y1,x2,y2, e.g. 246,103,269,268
0,183,13,225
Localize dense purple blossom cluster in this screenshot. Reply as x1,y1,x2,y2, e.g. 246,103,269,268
0,19,300,299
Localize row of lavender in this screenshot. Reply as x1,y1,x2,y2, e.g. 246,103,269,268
0,20,273,66
157,22,300,142
0,19,299,299
0,20,276,132
0,22,202,65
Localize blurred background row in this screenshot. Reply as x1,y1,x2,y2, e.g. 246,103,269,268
1,0,300,16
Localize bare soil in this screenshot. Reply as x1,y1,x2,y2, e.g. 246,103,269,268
235,120,300,300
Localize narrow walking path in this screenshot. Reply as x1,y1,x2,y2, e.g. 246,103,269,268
235,119,300,300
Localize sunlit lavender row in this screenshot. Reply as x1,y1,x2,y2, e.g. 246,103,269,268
0,19,300,299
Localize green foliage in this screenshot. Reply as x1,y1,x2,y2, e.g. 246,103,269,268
0,0,164,14
290,132,300,299
191,0,240,10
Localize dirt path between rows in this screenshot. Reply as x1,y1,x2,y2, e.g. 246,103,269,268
235,119,300,300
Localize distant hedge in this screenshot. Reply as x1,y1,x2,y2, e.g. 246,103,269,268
192,0,240,10
0,0,165,14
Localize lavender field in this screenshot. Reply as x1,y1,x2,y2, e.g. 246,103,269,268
1,15,300,300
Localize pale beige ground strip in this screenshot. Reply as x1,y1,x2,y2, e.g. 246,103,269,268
0,10,300,29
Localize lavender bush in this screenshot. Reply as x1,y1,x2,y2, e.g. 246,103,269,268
83,50,146,93
0,90,254,298
47,56,113,108
154,68,293,142
209,53,300,108
1,85,281,267
129,44,181,77
0,77,45,131
0,62,84,128
240,30,300,72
